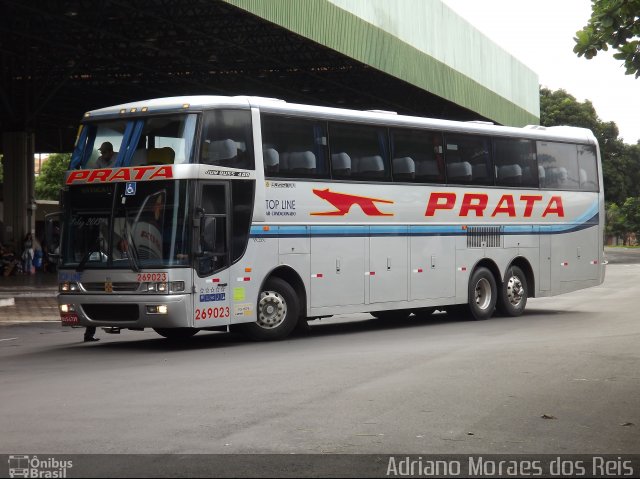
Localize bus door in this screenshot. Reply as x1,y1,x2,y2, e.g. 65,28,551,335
369,232,408,303
193,182,232,327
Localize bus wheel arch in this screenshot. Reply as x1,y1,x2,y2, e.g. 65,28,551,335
498,258,533,316
266,266,307,319
239,267,305,341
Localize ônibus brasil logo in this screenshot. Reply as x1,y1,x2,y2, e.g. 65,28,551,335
7,455,73,478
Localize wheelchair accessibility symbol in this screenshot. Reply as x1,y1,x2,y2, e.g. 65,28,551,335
125,182,137,196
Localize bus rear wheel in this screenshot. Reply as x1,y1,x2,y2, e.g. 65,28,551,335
154,327,198,340
497,266,528,316
468,267,497,321
239,277,300,341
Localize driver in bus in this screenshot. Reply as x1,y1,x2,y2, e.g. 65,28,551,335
96,142,117,168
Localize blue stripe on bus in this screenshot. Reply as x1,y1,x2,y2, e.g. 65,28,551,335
250,213,599,238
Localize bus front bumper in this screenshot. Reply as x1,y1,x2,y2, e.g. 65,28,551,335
58,293,192,329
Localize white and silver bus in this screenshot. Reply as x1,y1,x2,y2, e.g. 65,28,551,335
53,96,605,340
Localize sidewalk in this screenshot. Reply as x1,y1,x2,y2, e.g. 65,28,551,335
0,272,59,324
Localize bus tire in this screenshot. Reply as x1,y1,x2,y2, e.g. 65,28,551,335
154,327,198,340
240,277,300,341
468,267,497,321
497,266,528,316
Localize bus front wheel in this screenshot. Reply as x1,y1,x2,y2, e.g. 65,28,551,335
240,277,300,341
468,267,497,321
497,266,528,316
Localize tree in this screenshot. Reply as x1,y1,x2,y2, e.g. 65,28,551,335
539,88,600,131
621,196,640,243
606,202,627,243
35,153,70,200
539,87,636,204
574,0,640,78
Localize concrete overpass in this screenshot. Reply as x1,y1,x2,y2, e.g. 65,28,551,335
0,0,539,246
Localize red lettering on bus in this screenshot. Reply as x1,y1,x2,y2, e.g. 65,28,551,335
424,192,565,218
88,169,111,182
65,165,174,184
425,192,456,216
149,165,173,180
520,195,543,217
110,169,131,181
542,196,565,217
491,195,516,217
133,166,157,180
66,170,90,184
460,193,488,217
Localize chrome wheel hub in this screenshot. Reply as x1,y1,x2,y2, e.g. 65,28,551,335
474,278,492,310
506,275,524,307
257,290,287,329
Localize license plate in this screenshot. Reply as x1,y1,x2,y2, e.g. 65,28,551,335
61,313,80,326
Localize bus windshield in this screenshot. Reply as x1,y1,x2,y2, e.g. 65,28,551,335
71,114,198,169
61,180,191,270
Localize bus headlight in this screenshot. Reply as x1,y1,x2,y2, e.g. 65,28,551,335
146,305,168,314
144,281,184,293
59,282,80,292
60,304,75,313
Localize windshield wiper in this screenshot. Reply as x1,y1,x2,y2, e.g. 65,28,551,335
76,238,105,272
123,210,141,272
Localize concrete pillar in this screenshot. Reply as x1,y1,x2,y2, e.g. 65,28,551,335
2,131,35,248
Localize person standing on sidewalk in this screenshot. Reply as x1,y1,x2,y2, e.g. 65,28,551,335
21,233,34,275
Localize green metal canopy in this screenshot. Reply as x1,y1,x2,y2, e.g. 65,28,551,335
225,0,539,127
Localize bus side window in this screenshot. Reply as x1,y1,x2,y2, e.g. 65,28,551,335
329,122,390,182
444,135,492,186
390,128,444,183
200,110,254,169
537,141,579,190
577,144,599,192
494,138,537,188
260,114,328,179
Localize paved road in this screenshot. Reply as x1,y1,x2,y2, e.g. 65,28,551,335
605,246,640,264
1,260,638,463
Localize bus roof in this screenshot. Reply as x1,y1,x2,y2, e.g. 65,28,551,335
84,95,597,145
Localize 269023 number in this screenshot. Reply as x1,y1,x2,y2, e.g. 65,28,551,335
195,307,230,321
137,272,167,282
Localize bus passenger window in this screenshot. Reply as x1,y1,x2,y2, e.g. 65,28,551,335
390,128,444,183
444,135,492,185
260,114,328,179
577,145,599,191
494,138,537,188
537,141,579,190
329,123,390,182
201,110,254,169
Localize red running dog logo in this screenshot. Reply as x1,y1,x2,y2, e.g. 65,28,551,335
311,188,394,216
